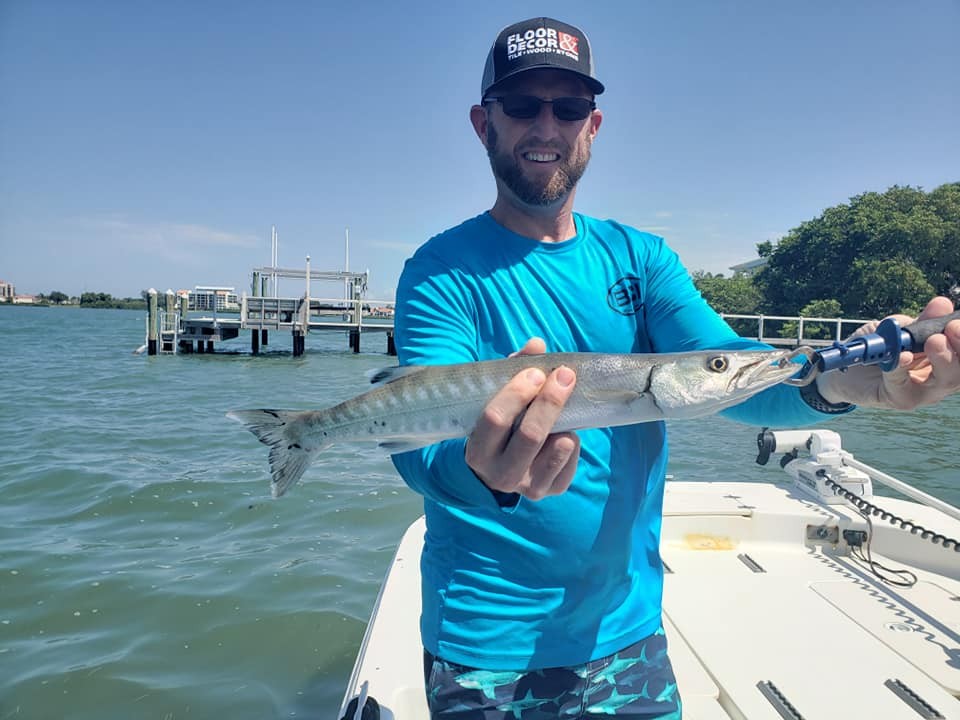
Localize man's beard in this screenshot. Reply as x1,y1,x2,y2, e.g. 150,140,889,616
486,122,591,207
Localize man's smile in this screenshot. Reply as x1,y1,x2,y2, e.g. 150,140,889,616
522,151,561,163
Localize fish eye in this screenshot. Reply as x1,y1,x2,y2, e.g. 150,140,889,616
706,355,729,373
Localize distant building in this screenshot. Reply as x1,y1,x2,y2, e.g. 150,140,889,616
12,294,36,304
0,280,13,302
729,258,768,277
190,286,239,312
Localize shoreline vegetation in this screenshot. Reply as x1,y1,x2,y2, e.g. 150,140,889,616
691,182,959,321
0,292,146,310
6,183,957,318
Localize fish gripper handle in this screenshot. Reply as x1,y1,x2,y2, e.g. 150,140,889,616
877,308,960,371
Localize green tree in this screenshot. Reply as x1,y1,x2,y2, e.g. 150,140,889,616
81,292,113,306
76,292,146,309
925,183,960,294
692,271,762,336
48,290,68,304
755,182,960,317
782,299,844,341
847,259,932,318
691,271,761,314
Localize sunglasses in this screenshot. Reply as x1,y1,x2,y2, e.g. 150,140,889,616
484,95,596,122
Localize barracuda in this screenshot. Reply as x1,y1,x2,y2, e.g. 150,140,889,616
228,349,797,497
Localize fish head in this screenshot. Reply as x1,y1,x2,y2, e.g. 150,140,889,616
650,349,799,418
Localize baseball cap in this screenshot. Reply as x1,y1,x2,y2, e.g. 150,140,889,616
481,17,604,99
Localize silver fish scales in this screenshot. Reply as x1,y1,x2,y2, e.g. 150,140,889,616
228,349,797,497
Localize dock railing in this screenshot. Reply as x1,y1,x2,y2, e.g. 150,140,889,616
240,293,394,338
242,295,305,329
720,314,873,347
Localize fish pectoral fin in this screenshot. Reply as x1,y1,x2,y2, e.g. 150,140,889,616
378,440,421,452
366,365,427,385
580,389,644,405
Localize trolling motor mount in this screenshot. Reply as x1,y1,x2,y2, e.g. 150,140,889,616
756,428,872,504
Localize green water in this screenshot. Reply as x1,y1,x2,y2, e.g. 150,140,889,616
0,306,957,719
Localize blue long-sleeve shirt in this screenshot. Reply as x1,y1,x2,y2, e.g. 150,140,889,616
392,212,829,670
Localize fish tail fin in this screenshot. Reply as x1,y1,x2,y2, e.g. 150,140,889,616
226,409,329,498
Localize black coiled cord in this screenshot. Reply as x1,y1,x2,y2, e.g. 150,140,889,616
820,471,960,552
820,470,960,587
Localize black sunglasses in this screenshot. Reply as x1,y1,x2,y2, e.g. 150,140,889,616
484,95,596,122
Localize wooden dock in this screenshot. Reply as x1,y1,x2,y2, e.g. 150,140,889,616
146,294,395,356
143,257,396,356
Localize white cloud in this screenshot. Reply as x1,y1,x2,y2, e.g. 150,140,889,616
75,215,260,253
370,240,423,253
3,214,271,296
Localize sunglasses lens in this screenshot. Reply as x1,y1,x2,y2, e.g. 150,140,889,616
496,96,594,121
500,96,542,119
553,98,593,121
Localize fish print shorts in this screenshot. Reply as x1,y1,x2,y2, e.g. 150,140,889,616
422,626,682,719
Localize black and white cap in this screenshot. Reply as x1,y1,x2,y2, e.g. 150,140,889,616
481,17,605,99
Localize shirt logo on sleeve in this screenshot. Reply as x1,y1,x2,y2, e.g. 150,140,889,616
607,276,643,315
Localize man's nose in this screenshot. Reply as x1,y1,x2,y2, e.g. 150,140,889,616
529,101,561,132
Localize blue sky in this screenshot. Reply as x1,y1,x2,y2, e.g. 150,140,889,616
1,1,957,300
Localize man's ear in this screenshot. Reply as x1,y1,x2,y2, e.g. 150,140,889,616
470,105,490,148
588,109,603,140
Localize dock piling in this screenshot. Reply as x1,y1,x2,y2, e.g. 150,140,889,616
147,289,158,355
144,258,396,359
161,289,176,353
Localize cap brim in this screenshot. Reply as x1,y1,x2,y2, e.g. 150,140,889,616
484,66,604,99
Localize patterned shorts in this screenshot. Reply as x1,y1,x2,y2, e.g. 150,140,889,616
423,626,682,719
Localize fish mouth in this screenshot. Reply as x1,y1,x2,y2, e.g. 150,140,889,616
734,351,802,392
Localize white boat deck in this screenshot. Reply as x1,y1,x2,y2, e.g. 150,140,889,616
340,478,960,719
661,481,960,719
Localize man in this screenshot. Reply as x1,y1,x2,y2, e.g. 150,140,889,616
391,17,960,719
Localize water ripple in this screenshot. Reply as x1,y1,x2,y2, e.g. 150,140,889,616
1,307,956,719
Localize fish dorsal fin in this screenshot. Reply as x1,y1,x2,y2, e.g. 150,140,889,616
367,365,426,386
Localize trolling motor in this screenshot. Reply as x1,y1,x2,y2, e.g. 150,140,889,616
755,428,872,503
782,309,960,386
755,428,960,564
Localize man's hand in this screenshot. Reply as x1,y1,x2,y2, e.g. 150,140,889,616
817,296,960,409
465,338,581,500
